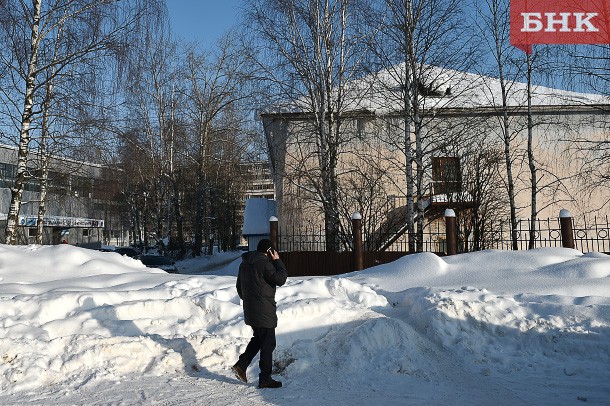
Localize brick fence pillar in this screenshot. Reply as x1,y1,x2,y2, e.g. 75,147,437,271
352,212,364,271
269,216,278,251
559,209,575,249
445,208,457,256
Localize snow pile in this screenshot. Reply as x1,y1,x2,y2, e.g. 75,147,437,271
0,244,608,405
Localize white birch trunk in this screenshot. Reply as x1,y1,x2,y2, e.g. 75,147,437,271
490,1,519,250
5,0,42,245
526,52,537,249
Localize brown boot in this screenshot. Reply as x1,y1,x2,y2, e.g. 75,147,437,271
232,364,247,383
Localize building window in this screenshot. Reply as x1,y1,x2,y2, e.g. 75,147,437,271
0,163,6,187
83,229,90,237
357,118,366,138
28,228,38,238
432,157,461,195
71,175,92,198
0,163,16,187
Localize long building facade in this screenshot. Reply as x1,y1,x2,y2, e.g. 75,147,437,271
0,144,128,245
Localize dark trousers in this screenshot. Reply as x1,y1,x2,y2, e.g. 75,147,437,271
236,326,276,383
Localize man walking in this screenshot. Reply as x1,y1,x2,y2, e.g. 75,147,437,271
232,238,288,388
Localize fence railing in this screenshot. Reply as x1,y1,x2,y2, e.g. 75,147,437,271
471,215,609,253
276,223,327,252
270,212,609,277
276,214,610,254
573,216,610,253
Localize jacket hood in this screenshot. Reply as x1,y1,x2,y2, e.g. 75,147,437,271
242,251,268,265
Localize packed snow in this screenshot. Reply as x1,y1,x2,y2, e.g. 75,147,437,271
0,244,608,405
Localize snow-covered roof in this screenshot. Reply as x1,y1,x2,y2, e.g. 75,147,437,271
262,64,610,116
242,198,277,236
354,64,610,114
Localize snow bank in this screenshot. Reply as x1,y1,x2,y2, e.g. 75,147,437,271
0,244,608,405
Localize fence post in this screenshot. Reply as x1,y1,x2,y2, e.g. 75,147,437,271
445,209,457,256
269,216,278,251
352,212,364,271
559,209,575,249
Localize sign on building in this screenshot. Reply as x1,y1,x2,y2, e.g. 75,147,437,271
18,215,105,228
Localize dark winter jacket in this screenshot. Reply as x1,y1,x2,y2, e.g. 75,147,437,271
236,251,288,328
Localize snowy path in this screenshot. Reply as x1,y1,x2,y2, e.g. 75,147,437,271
0,304,530,406
1,329,527,406
12,310,527,406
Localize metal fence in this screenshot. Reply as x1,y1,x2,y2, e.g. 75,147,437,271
277,223,328,252
277,216,610,254
474,216,610,253
572,216,610,253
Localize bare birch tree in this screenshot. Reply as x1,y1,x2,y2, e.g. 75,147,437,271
474,0,522,249
246,0,374,251
0,0,43,244
370,0,479,252
0,0,164,244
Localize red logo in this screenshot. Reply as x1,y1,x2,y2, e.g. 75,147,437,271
510,0,610,53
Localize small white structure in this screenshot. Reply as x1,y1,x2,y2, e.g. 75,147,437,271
242,198,277,251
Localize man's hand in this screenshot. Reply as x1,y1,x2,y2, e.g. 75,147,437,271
268,249,280,260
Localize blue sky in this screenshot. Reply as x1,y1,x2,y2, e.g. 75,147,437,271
166,0,242,45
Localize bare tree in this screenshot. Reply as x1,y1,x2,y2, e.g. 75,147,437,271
525,51,538,249
474,0,589,248
247,0,374,251
122,23,179,250
517,46,559,249
0,0,44,244
456,137,508,251
0,0,165,244
473,0,523,249
369,0,479,251
182,37,250,256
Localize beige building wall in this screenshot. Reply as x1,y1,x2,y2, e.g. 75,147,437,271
262,65,610,239
264,104,609,237
474,108,610,220
263,115,407,234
